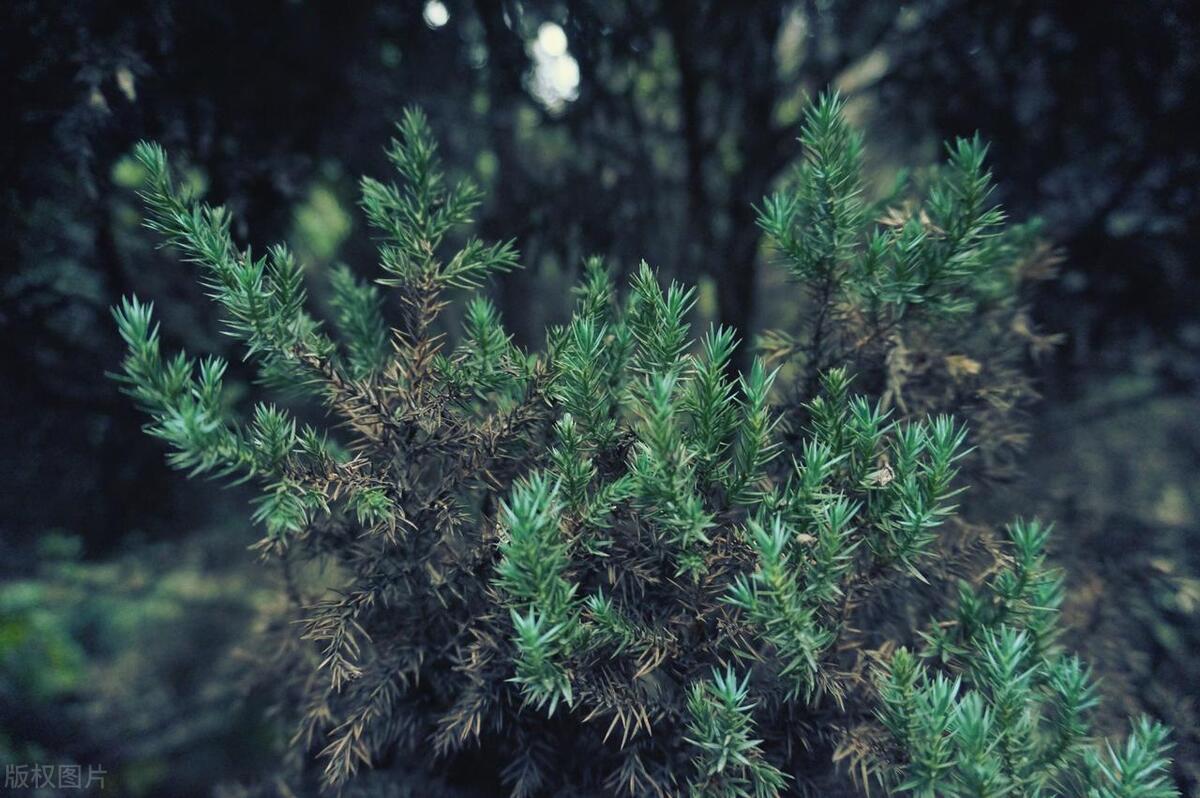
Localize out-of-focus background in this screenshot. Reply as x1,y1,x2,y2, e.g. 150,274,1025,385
1,1,1197,795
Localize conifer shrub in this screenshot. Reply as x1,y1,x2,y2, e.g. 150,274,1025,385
755,98,1060,480
113,96,1176,797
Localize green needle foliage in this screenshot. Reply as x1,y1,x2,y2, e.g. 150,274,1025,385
685,666,790,798
113,99,1175,797
876,522,1176,798
757,92,1061,479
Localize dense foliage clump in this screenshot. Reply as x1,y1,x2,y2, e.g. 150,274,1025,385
114,96,1175,797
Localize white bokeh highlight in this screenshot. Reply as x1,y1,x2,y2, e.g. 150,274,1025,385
529,22,579,111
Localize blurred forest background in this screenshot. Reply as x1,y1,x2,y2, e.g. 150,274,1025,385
1,1,1198,795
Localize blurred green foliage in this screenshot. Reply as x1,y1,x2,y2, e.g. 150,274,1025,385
0,532,278,796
